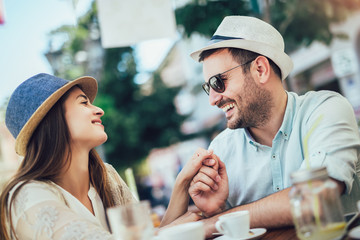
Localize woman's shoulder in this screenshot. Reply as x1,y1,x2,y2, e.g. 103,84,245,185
104,163,123,182
10,180,60,195
104,162,117,173
103,163,138,205
104,163,126,188
8,180,68,229
9,180,67,208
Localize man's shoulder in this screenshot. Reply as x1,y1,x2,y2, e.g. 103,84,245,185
290,90,349,114
289,90,356,130
297,90,345,103
210,128,246,148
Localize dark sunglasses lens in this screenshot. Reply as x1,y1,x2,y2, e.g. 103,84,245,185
202,83,210,95
210,76,225,93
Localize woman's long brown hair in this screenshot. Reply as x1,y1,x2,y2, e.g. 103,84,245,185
0,87,116,239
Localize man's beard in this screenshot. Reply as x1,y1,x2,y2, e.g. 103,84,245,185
227,75,273,129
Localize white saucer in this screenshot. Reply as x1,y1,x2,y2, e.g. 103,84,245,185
215,228,267,240
349,226,360,239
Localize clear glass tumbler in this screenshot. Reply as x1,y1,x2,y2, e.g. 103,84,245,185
289,167,346,240
107,200,154,240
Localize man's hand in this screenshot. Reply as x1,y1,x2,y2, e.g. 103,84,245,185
189,155,229,217
161,148,221,226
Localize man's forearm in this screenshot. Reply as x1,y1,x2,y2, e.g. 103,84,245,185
202,188,294,238
243,188,293,228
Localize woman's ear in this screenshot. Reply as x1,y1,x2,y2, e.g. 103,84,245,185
252,56,271,84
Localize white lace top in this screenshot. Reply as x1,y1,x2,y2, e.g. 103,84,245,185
8,180,113,240
7,164,136,240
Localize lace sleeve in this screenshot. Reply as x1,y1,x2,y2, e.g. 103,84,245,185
105,163,137,205
9,181,115,240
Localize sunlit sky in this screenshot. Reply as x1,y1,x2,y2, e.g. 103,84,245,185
0,0,174,106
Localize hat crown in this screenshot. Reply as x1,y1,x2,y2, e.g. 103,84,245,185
5,73,68,139
213,16,284,51
190,15,293,80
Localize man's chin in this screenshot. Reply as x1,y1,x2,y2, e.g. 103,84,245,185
226,119,244,129
226,122,237,129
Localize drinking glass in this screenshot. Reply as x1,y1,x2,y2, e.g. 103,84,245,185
289,167,345,240
107,200,154,240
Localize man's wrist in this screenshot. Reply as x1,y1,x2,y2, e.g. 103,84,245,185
202,203,226,218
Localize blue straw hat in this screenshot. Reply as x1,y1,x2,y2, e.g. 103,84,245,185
5,73,98,156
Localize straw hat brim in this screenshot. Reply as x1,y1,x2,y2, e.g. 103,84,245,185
15,76,98,156
190,39,293,80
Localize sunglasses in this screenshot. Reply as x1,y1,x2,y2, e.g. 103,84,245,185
202,59,254,95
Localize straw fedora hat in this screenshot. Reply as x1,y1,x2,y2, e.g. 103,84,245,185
5,73,98,156
190,16,293,80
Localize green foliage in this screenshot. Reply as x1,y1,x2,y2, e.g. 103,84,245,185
69,28,88,54
270,0,355,50
96,48,187,170
175,0,360,51
176,0,251,38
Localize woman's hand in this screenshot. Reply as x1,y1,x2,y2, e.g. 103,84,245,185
176,148,220,191
189,157,229,217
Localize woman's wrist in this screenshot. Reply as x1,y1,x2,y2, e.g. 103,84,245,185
175,172,192,192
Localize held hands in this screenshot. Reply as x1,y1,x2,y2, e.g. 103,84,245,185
162,148,227,228
176,148,218,188
187,149,229,217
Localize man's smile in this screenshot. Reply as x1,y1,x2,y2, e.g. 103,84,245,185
221,103,235,112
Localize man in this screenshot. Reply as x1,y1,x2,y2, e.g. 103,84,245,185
187,16,360,237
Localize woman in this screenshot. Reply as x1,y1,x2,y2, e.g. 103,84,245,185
0,73,220,239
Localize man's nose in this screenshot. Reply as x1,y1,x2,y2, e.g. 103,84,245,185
209,88,222,106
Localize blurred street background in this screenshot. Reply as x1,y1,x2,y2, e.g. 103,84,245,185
1,0,360,219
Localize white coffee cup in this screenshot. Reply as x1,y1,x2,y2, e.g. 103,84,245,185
215,210,250,238
158,221,205,240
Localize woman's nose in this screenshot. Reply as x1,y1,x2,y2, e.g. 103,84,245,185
94,106,104,116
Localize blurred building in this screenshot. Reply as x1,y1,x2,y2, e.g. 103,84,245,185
288,11,360,121
45,21,104,81
0,108,20,191
156,34,225,135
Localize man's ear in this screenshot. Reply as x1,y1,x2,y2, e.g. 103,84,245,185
252,56,271,84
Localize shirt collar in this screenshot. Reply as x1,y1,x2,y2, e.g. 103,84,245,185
278,91,295,140
244,128,260,150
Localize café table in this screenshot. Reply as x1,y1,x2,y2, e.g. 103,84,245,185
260,211,360,240
214,225,360,240
252,226,360,240
262,227,360,240
212,227,299,240
261,227,298,240
211,227,298,240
